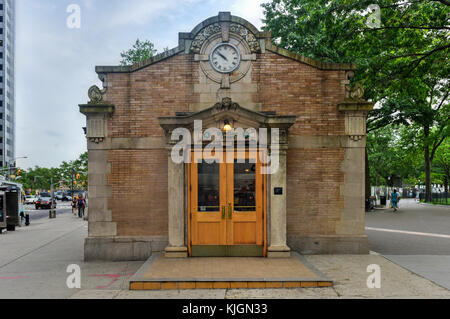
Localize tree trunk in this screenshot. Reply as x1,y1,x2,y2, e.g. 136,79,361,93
424,125,432,202
365,147,371,199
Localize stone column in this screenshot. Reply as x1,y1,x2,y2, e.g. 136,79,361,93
268,136,291,258
165,148,188,258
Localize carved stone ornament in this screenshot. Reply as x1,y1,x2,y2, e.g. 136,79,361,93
229,23,260,53
88,85,107,104
89,137,104,144
345,82,365,100
213,97,239,112
191,23,222,54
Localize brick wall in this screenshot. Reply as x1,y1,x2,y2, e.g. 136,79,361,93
254,51,346,136
286,148,345,236
107,150,168,236
106,53,194,138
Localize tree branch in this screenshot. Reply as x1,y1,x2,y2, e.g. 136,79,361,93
431,0,450,6
365,26,450,31
431,136,447,161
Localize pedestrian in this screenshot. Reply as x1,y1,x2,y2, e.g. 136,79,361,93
20,211,25,224
77,194,86,218
72,197,77,216
391,189,400,212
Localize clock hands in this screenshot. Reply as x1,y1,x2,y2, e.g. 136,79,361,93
217,51,228,62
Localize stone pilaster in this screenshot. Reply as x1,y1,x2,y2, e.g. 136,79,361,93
165,147,188,258
267,130,291,258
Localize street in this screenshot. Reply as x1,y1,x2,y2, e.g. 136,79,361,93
366,199,450,289
24,201,74,221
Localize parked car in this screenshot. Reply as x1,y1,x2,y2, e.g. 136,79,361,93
55,191,64,201
35,193,57,210
24,195,37,205
62,191,73,201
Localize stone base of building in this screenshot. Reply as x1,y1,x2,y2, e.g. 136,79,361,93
84,236,167,261
288,235,369,255
164,246,188,258
267,245,291,258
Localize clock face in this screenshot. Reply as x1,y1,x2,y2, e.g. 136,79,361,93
210,43,241,74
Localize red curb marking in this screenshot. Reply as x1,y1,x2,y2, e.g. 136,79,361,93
0,276,29,280
88,269,135,289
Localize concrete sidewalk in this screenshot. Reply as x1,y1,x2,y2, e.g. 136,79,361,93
0,211,449,299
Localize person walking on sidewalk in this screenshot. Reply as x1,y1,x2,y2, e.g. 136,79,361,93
391,189,400,212
77,194,86,218
72,197,78,216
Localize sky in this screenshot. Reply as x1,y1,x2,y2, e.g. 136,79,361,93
15,0,269,169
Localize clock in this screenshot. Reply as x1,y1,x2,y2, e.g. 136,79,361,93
209,43,241,74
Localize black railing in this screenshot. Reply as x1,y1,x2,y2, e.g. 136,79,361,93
419,192,449,205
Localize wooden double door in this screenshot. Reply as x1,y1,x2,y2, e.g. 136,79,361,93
189,150,266,256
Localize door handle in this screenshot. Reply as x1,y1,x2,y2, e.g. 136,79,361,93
228,203,232,220
221,206,226,220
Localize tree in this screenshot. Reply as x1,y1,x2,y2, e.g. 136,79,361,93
120,39,158,66
262,0,449,201
16,152,88,193
434,138,450,195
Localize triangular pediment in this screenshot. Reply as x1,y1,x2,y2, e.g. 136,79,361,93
158,98,296,133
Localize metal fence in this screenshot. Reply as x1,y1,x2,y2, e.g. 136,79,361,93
419,192,449,205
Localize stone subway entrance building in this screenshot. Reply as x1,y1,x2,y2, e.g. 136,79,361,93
79,13,373,261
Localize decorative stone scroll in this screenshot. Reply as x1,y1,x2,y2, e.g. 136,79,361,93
338,75,374,142
80,80,115,145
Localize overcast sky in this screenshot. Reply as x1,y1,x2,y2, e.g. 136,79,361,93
16,0,268,169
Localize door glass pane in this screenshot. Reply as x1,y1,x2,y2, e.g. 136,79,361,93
198,162,220,212
234,160,256,212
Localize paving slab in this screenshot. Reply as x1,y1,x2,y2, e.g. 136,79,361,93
304,254,450,299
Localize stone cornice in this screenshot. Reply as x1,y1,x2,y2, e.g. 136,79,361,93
338,100,374,112
79,104,115,115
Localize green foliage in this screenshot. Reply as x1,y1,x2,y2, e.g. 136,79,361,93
11,152,88,193
120,39,158,66
367,125,422,186
263,0,449,196
433,138,450,187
